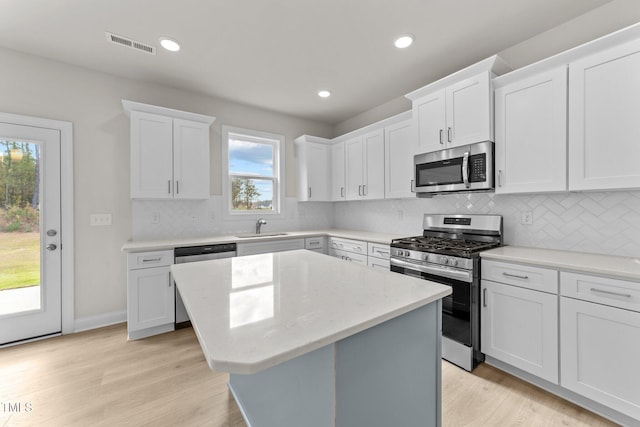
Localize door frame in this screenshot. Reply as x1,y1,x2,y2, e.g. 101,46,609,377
0,111,74,334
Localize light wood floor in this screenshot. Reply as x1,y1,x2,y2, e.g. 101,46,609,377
0,324,618,427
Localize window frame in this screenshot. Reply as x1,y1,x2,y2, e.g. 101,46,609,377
221,125,286,219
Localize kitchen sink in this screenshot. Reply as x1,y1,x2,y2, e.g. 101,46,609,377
235,232,289,238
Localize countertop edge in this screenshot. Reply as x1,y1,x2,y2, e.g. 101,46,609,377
481,246,640,281
206,288,451,375
122,229,403,252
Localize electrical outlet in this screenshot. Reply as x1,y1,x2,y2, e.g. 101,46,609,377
90,213,112,226
151,213,160,224
521,211,533,225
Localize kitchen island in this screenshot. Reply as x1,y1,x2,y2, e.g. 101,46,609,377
171,249,451,427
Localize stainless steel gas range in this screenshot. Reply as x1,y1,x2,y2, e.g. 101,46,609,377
390,214,503,371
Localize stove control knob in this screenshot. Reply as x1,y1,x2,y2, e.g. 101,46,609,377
404,251,411,257
450,258,458,267
421,253,429,261
439,256,449,265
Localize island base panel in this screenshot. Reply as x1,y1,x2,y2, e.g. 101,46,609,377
229,301,442,427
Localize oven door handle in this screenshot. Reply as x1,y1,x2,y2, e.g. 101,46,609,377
390,258,473,283
462,151,470,188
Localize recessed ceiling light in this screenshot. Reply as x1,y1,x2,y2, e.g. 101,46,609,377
159,37,181,52
318,90,331,98
394,34,414,49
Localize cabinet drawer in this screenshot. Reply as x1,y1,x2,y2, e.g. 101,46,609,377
561,272,640,312
482,260,558,294
368,257,390,270
328,237,366,255
329,248,367,265
368,242,391,260
127,250,174,270
305,236,326,250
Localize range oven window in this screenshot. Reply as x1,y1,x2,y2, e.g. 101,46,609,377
416,158,463,186
390,264,471,346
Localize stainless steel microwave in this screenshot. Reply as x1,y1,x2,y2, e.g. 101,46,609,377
413,141,494,196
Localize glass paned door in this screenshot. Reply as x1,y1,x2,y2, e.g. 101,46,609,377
0,123,61,345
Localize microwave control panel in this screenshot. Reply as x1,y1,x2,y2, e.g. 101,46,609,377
469,154,486,182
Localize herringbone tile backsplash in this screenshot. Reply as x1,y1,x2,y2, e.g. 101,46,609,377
132,191,640,258
334,191,640,258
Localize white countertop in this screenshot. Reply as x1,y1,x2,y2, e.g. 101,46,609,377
121,229,404,252
170,249,451,375
481,246,640,281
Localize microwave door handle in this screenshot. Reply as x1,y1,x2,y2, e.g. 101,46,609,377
462,151,470,188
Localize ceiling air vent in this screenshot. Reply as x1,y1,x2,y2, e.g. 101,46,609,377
105,32,156,55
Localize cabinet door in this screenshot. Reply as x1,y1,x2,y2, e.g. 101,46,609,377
413,89,446,154
560,297,640,420
384,120,414,199
173,118,210,199
130,111,174,199
331,141,346,201
481,280,558,384
345,136,364,200
307,142,330,201
446,72,493,147
495,67,567,194
127,266,174,331
569,39,640,191
363,129,385,199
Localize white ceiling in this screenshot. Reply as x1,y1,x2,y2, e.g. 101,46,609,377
0,0,615,124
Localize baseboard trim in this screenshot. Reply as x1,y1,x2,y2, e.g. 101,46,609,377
74,310,126,333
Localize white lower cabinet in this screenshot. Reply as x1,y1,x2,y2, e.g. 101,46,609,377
126,250,175,340
560,273,640,420
481,279,559,384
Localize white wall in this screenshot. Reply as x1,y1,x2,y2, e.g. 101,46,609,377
0,46,333,321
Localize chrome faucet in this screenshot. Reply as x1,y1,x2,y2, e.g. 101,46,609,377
256,218,267,234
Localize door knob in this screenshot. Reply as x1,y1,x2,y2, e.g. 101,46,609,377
46,244,57,251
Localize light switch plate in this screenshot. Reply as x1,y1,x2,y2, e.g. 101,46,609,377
90,213,112,226
521,211,533,225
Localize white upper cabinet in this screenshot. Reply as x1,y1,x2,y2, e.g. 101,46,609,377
295,136,331,202
172,118,211,199
445,72,493,147
494,67,568,194
331,141,346,201
411,72,493,154
569,38,640,191
345,129,385,200
124,100,215,200
413,89,446,154
406,56,508,155
384,119,414,199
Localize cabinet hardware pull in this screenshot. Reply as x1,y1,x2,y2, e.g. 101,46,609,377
411,179,415,192
168,180,171,194
498,170,503,187
356,247,362,252
483,288,487,307
142,257,162,263
176,181,179,194
590,288,632,298
341,187,345,198
439,129,444,144
503,272,529,280
308,187,311,198
363,185,367,196
447,127,452,142
358,185,362,196
376,250,389,255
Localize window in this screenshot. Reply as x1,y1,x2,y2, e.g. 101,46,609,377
222,126,285,217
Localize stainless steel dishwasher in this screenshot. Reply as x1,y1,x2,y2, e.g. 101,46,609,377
174,243,237,325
